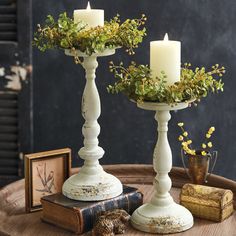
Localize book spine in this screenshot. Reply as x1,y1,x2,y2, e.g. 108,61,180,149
42,200,81,234
81,191,143,233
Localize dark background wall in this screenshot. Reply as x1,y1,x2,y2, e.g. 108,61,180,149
32,0,236,180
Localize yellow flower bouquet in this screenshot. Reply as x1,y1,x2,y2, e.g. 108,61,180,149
178,122,215,156
177,122,217,184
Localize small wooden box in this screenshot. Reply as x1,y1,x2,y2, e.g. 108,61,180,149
180,184,234,222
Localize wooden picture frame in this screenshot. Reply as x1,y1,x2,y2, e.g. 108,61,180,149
24,148,71,213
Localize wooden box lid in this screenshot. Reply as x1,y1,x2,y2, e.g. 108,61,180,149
180,183,233,208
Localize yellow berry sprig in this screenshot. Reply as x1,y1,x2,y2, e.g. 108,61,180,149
177,122,215,156
177,122,196,155
201,127,215,156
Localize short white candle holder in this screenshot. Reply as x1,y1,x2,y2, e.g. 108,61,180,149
62,49,123,201
131,102,194,234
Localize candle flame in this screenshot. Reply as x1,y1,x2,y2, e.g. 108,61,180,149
86,1,91,10
164,33,169,41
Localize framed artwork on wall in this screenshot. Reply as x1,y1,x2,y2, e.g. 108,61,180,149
24,148,71,212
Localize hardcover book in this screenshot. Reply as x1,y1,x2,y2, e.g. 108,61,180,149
41,185,143,234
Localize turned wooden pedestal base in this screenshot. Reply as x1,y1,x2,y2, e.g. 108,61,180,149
62,49,122,201
131,102,194,234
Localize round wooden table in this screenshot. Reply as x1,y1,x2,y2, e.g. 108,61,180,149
0,165,235,236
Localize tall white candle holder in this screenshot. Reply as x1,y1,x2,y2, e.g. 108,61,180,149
131,101,194,234
62,49,123,201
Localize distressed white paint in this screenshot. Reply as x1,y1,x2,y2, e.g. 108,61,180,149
0,67,5,77
63,49,123,201
12,66,27,81
4,66,28,91
131,102,193,234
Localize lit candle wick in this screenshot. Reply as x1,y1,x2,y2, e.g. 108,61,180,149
164,33,169,41
86,1,91,10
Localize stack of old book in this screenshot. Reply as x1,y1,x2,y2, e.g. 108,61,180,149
41,185,143,234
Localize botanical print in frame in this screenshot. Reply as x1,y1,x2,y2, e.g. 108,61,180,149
25,148,71,212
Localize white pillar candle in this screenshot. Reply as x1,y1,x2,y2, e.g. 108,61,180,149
73,1,104,28
150,33,181,86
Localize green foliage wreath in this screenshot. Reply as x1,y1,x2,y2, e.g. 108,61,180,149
33,13,147,63
107,62,225,104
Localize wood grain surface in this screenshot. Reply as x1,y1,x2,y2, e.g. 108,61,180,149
0,165,235,236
